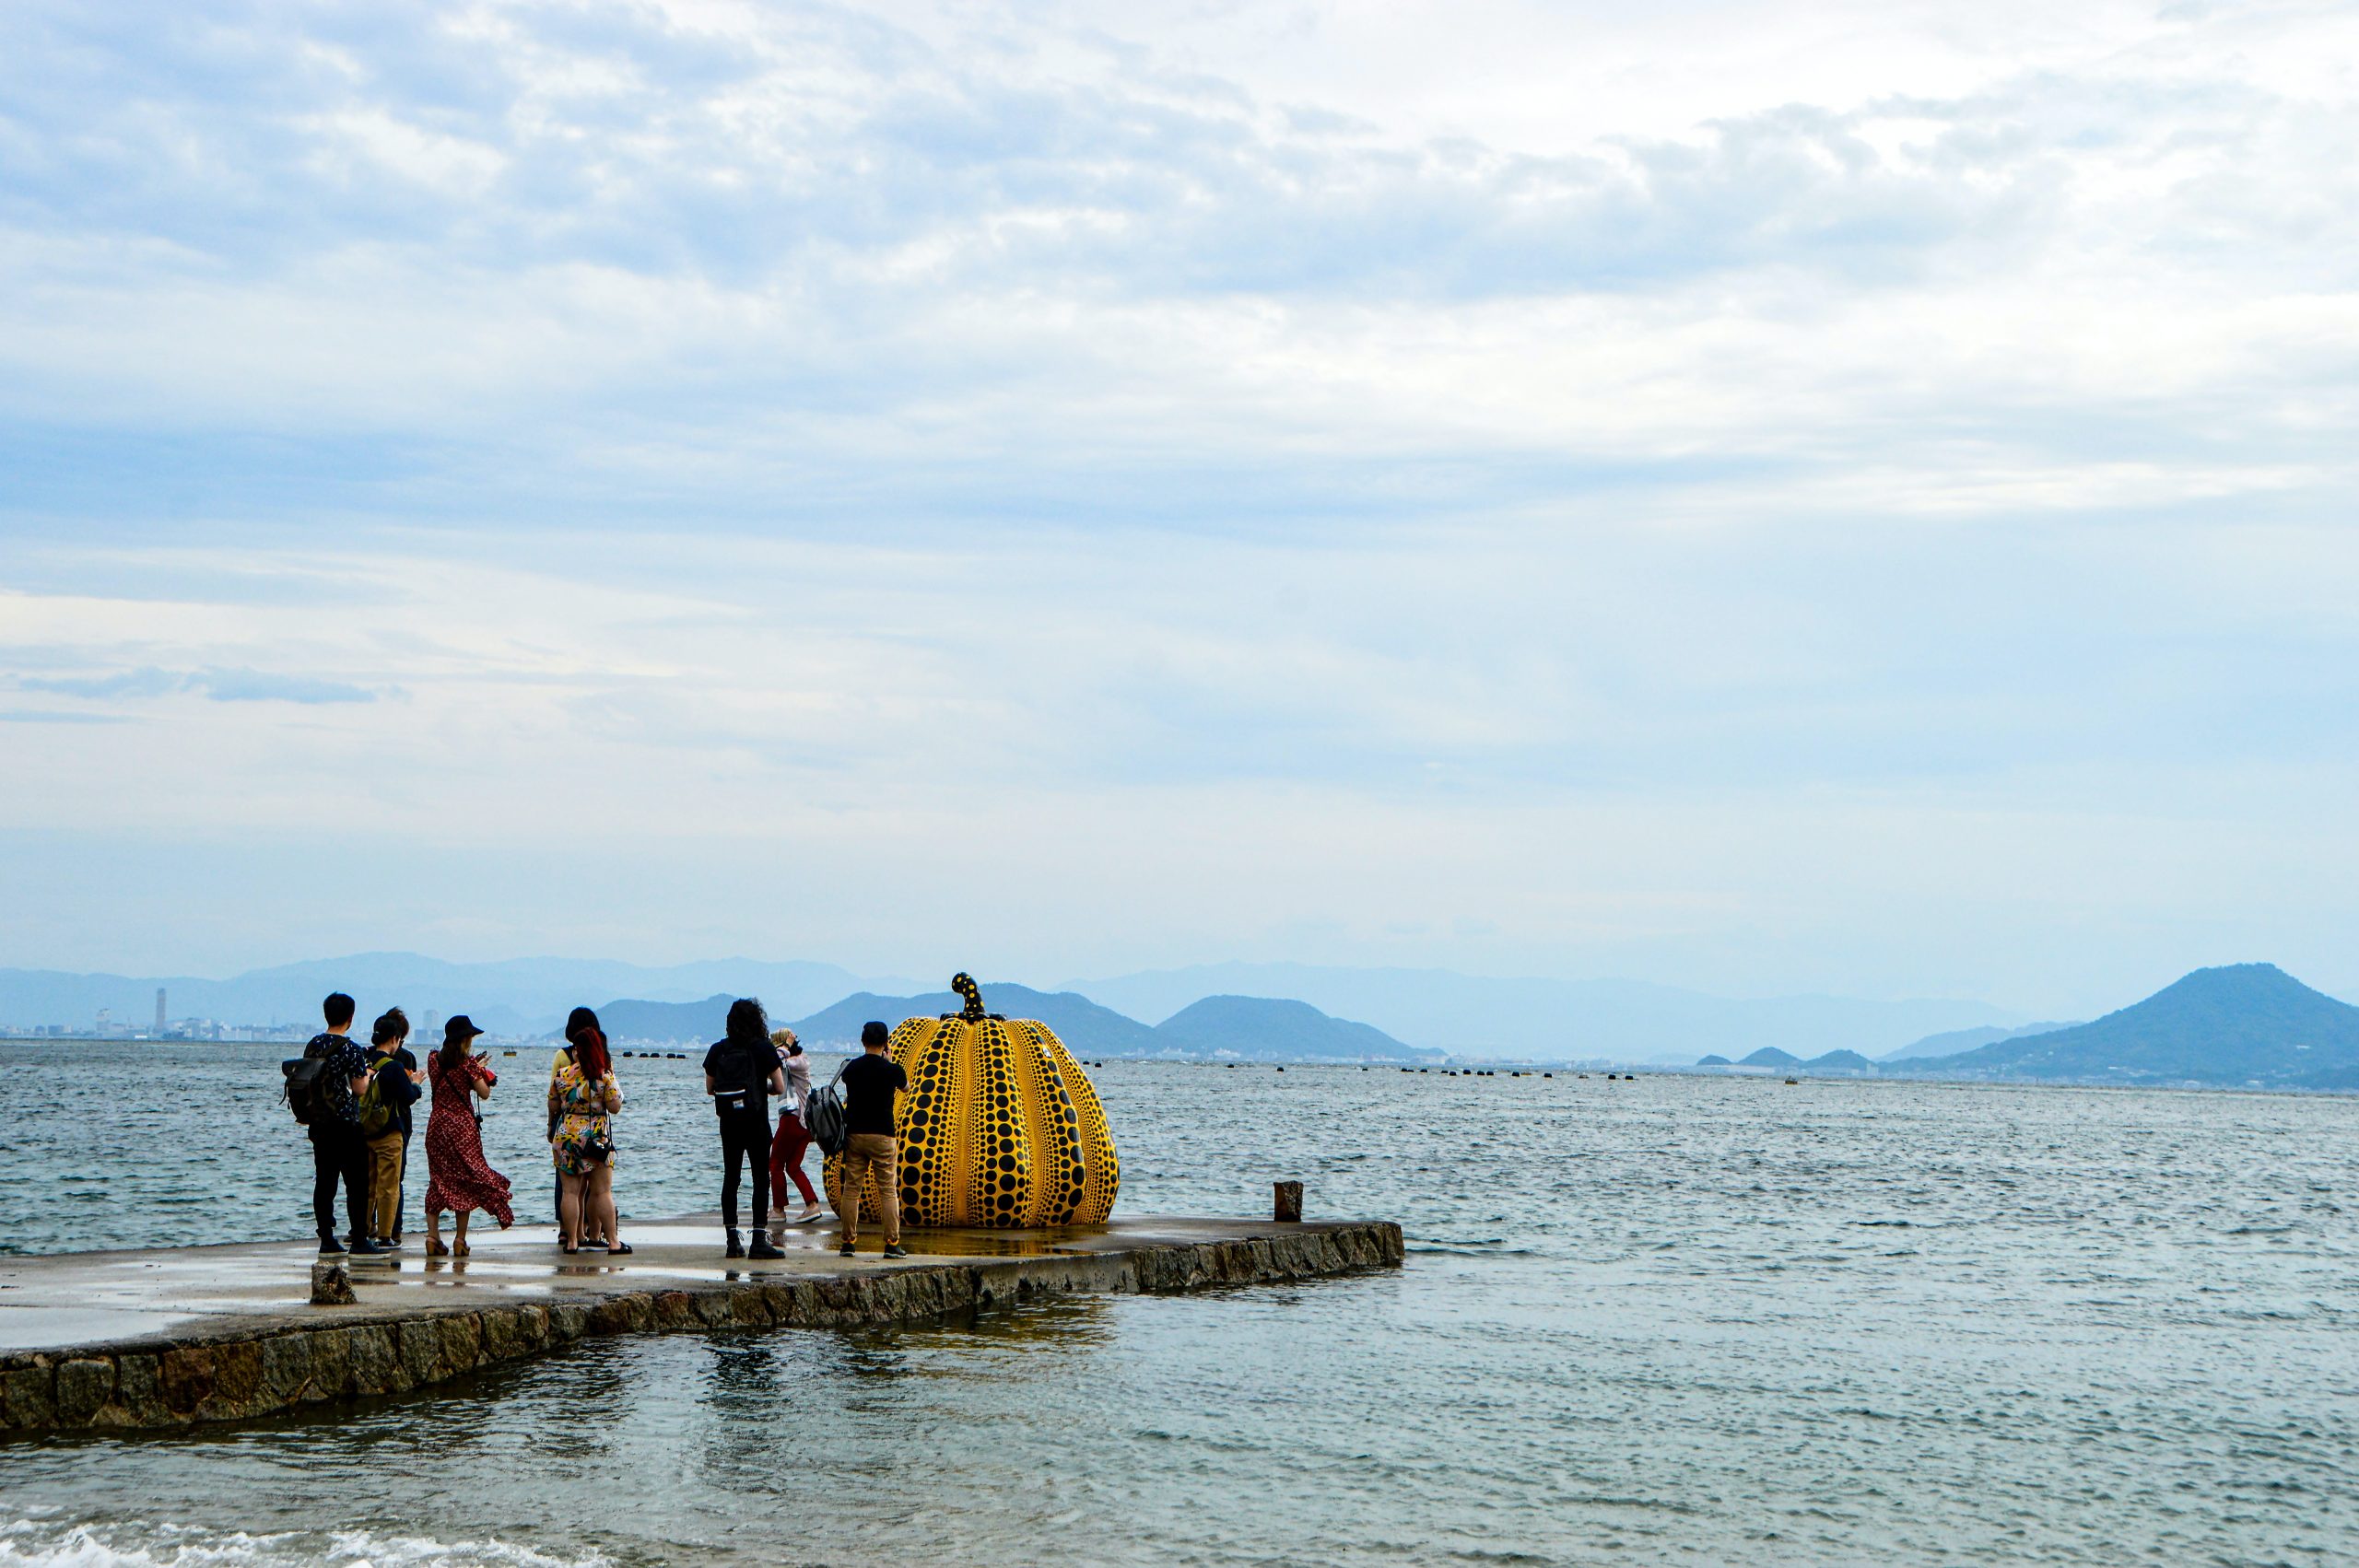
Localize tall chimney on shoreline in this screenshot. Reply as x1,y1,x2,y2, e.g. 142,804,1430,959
155,988,167,1035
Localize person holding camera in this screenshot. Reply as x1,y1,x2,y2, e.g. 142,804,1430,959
422,1015,516,1258
704,998,788,1259
551,1008,627,1255
767,1027,825,1229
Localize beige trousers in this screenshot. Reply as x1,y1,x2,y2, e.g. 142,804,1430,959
365,1131,405,1240
837,1133,900,1246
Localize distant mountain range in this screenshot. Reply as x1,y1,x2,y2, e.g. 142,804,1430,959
12,951,2357,1088
1692,965,2359,1089
1879,1021,2077,1062
1155,997,1435,1061
787,984,1164,1055
536,984,1430,1061
779,985,1427,1062
1901,964,2359,1088
1063,962,2014,1059
1695,1047,1876,1074
0,954,923,1038
0,951,2013,1061
565,995,739,1045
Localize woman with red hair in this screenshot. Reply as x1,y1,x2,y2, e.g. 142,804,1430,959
551,1006,628,1255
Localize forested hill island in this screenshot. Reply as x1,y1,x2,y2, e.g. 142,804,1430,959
1700,964,2359,1090
610,985,1442,1065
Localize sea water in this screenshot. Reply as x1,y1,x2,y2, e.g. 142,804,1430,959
1,1043,2355,1565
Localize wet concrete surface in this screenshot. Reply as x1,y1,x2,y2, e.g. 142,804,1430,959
0,1213,1355,1356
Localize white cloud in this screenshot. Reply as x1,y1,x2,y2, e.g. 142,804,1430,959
0,0,2353,1012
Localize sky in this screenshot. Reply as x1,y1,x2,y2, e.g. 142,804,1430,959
1,0,2354,1017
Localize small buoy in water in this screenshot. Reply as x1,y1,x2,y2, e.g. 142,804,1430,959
502,1050,516,1058
1785,1077,1799,1084
1276,1066,1285,1072
1543,1072,1554,1079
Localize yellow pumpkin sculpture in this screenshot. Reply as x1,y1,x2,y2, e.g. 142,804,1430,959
825,974,1121,1228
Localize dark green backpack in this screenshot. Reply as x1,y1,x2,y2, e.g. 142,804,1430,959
357,1053,399,1138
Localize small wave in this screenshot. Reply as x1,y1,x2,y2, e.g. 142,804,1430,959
1407,1246,1539,1258
0,1521,606,1568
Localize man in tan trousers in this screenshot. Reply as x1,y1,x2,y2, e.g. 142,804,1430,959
835,1021,909,1258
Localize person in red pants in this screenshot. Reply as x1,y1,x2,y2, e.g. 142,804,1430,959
768,1030,824,1227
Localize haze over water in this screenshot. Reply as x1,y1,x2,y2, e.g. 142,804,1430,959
4,1044,2354,1565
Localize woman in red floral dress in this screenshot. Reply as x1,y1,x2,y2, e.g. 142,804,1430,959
423,1014,515,1256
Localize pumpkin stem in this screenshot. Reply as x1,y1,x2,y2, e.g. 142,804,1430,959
952,972,985,1021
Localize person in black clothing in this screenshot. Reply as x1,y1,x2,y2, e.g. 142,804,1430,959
835,1020,909,1259
704,998,788,1259
303,991,381,1255
384,1015,422,1245
361,1008,424,1246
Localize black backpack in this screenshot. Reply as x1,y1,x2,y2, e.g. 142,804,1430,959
804,1062,850,1156
710,1038,766,1117
281,1056,334,1126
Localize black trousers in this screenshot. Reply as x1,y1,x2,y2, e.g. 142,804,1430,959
310,1119,371,1241
719,1111,769,1231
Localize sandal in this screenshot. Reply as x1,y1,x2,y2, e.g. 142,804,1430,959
425,1238,449,1258
607,1241,633,1256
453,1241,470,1258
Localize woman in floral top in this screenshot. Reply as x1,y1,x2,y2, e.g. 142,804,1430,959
550,1008,627,1255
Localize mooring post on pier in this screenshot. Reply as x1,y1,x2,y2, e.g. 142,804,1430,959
1273,1181,1304,1223
310,1259,356,1306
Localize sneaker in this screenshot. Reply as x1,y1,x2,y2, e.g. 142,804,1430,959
318,1235,346,1256
882,1245,909,1259
378,1235,405,1249
839,1242,856,1258
795,1205,824,1224
347,1237,386,1256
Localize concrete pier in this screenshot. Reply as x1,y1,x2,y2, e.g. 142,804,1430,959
0,1215,1402,1433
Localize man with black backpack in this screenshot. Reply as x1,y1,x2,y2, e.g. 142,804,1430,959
704,998,789,1260
302,992,381,1255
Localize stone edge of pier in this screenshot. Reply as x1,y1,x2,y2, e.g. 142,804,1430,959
0,1220,1402,1434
